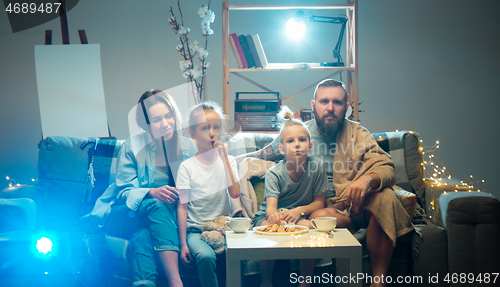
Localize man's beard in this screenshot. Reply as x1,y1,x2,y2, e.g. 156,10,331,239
313,109,345,137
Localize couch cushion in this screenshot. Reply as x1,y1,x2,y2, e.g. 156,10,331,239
372,131,425,207
226,132,278,156
38,136,91,229
439,192,500,279
38,136,124,230
439,191,499,229
424,178,471,227
393,186,417,221
412,224,448,286
81,138,124,215
0,198,37,232
250,177,266,207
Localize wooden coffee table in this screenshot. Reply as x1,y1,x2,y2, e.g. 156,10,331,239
226,228,362,287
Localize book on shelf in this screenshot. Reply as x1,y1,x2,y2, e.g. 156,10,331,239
229,33,248,68
229,35,243,68
238,34,256,68
246,34,262,68
251,34,268,68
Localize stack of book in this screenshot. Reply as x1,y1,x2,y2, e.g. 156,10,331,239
229,33,268,69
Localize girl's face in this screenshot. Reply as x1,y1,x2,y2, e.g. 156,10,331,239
278,125,313,160
190,110,221,151
147,102,176,140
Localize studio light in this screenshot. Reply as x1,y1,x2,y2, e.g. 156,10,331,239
286,10,348,66
286,11,306,40
36,237,53,255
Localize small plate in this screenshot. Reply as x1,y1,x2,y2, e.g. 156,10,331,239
253,225,309,236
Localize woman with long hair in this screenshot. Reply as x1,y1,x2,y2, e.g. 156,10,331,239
92,89,196,287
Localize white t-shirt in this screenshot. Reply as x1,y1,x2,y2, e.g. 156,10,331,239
177,154,239,229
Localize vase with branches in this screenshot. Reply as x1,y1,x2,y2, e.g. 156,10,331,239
169,0,214,103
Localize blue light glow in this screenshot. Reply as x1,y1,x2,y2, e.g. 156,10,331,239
36,237,53,254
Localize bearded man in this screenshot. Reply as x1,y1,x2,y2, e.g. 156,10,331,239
244,79,414,287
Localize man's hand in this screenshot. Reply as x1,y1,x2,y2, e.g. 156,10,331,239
180,244,193,265
280,208,303,224
149,185,179,204
344,173,380,213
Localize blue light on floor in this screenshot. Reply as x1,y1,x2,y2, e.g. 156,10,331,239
36,237,53,254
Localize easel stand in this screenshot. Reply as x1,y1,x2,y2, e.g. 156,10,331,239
44,0,88,45
42,0,113,139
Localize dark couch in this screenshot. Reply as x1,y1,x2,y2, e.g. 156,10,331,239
2,130,498,286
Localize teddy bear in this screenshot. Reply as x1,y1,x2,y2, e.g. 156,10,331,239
200,215,230,255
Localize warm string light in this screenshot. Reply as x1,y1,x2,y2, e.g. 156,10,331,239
420,140,451,180
5,176,20,188
4,176,37,189
418,139,487,193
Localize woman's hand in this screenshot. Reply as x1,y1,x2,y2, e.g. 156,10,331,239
281,208,303,224
180,244,193,265
213,140,229,162
149,185,179,204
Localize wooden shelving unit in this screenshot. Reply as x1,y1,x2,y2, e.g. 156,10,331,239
222,0,358,121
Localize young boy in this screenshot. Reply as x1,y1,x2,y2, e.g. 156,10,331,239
252,106,327,287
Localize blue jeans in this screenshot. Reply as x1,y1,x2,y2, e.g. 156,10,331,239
186,228,218,287
105,198,180,287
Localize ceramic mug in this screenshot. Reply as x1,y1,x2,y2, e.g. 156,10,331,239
224,217,251,233
310,217,337,231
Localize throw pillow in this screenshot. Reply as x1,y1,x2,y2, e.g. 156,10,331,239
393,185,417,221
250,177,266,207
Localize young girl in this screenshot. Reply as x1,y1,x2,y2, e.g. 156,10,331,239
252,106,327,287
176,101,240,287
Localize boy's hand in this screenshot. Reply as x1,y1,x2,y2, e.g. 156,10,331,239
267,212,282,224
180,245,193,265
281,208,302,224
149,185,178,204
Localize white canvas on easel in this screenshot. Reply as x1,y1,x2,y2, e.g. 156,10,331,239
35,44,109,138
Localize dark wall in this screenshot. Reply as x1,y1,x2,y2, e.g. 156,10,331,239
1,0,498,197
